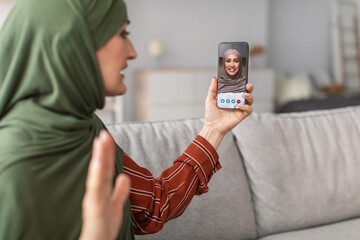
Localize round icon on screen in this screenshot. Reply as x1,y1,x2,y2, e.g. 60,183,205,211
221,99,225,103
237,100,241,104
226,99,230,103
231,99,235,103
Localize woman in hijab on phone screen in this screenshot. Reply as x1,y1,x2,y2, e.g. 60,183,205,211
0,0,254,239
217,49,247,108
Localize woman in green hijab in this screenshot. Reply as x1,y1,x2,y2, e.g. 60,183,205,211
0,0,254,239
0,0,135,239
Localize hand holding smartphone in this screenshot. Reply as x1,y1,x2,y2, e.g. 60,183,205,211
217,42,249,109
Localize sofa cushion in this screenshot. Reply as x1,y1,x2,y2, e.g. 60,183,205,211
232,106,360,237
107,118,257,240
258,218,360,240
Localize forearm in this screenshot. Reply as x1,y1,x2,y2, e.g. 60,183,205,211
126,160,199,234
123,136,220,235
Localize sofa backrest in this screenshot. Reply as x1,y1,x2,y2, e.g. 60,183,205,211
232,106,360,237
107,118,257,240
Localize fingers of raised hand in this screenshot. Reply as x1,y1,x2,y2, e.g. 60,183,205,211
112,174,131,214
87,130,116,198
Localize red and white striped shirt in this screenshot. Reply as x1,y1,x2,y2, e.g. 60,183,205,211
123,135,221,235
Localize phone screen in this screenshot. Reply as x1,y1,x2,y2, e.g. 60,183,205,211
217,42,249,109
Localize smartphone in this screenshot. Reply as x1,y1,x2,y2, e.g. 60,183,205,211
217,42,249,109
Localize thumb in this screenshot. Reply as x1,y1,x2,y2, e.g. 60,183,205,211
207,77,218,100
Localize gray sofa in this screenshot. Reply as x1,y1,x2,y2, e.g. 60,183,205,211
107,106,360,240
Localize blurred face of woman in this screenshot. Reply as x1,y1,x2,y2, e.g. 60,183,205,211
96,21,137,96
224,53,240,77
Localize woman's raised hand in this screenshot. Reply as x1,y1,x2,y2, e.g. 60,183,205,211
199,77,253,149
80,131,130,240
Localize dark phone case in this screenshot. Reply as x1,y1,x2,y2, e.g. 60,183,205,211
217,42,249,109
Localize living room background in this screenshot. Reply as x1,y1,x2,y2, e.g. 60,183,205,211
1,0,359,122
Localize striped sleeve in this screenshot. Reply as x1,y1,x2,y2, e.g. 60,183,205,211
123,135,221,235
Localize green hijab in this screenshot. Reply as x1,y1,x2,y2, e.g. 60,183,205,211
0,0,134,239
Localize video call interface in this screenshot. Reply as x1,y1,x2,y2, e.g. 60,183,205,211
217,42,248,109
